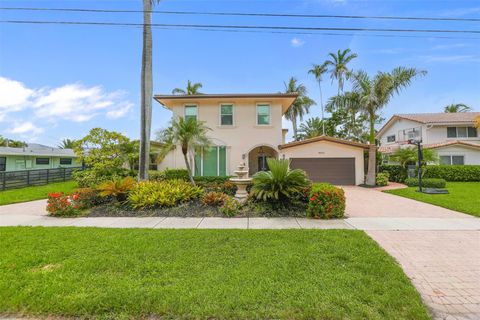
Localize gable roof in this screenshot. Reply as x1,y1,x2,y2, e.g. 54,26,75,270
0,145,76,157
378,140,480,154
154,93,298,114
377,112,480,137
278,135,369,150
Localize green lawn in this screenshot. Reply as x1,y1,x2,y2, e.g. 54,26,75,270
385,182,480,217
0,181,78,206
0,228,429,319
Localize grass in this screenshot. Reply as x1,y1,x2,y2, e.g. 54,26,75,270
385,182,480,217
0,227,430,319
0,181,78,206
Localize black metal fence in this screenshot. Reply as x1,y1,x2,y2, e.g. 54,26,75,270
0,167,82,191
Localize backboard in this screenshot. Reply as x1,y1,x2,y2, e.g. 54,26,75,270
398,127,422,145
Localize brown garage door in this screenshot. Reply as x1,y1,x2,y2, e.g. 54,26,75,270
290,158,356,185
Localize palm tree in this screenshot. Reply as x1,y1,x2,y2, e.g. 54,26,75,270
297,117,333,140
324,49,358,93
139,0,161,181
284,77,315,141
172,80,203,95
58,138,76,149
157,117,212,186
308,62,329,135
390,147,438,168
444,103,471,113
350,67,427,186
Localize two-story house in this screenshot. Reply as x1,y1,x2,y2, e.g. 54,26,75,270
377,112,480,165
155,93,368,185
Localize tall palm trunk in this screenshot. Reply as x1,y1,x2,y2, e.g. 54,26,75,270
366,114,376,186
181,145,196,186
318,80,325,135
292,116,298,141
139,0,153,181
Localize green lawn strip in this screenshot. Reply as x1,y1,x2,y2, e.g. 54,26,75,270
0,227,430,319
0,181,78,206
385,182,480,217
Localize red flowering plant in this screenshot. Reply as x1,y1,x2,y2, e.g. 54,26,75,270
46,192,82,217
306,183,346,219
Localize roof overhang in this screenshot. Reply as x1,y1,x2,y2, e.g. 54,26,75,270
279,135,369,150
154,93,298,114
424,141,480,150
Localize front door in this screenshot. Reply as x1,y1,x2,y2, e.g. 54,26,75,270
257,155,270,172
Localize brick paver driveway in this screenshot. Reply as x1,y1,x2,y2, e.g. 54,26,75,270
343,187,480,320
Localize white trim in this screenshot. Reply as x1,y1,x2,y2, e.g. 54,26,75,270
184,103,198,121
256,103,271,126
218,103,235,126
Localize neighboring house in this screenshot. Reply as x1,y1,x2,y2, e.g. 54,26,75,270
377,112,480,165
155,93,368,185
0,143,81,172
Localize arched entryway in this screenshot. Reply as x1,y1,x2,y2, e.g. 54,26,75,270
248,145,278,176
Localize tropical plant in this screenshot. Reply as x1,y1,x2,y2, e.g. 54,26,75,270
349,67,427,186
306,183,345,219
97,176,137,202
324,49,358,93
0,135,25,147
219,197,241,217
201,191,230,207
128,179,203,209
390,147,438,168
284,77,315,140
172,80,203,95
250,158,310,202
444,103,471,113
376,172,389,186
157,117,212,186
297,117,336,140
308,62,329,135
139,0,161,181
58,138,76,149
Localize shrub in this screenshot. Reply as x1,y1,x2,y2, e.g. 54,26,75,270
128,179,203,209
46,192,81,217
163,169,190,181
376,172,389,186
148,170,165,181
251,159,310,202
306,183,346,219
196,180,237,196
72,188,102,208
423,165,480,182
201,191,229,207
378,165,407,183
97,177,136,202
404,178,446,188
73,168,135,188
194,176,232,183
219,197,241,217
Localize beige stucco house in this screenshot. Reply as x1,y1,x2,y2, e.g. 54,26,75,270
155,93,367,185
377,112,480,165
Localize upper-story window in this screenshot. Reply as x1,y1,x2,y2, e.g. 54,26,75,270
220,104,234,125
184,105,198,122
447,127,477,138
387,135,396,143
256,104,270,125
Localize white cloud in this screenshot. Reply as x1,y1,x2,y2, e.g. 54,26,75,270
0,77,34,116
290,37,305,47
106,103,133,119
9,121,44,135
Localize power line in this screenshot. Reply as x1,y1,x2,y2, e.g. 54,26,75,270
1,6,479,23
1,20,480,35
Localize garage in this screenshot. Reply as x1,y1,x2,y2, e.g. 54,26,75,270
278,136,368,185
290,157,356,185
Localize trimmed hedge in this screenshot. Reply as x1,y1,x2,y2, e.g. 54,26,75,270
306,183,345,219
378,165,407,183
404,178,446,188
423,165,480,182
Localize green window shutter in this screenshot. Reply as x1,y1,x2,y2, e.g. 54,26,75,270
203,147,218,176
194,149,202,176
219,146,227,176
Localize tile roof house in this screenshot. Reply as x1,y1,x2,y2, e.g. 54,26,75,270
377,112,480,165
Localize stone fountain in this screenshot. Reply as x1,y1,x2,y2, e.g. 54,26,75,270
230,163,252,202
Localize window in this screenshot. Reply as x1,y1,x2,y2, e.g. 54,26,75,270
387,135,396,143
194,146,227,176
440,155,465,165
35,158,50,165
257,104,270,125
60,158,72,165
220,104,233,125
447,127,478,138
184,105,197,121
0,157,5,171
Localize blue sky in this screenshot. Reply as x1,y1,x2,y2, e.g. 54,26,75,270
0,0,479,146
